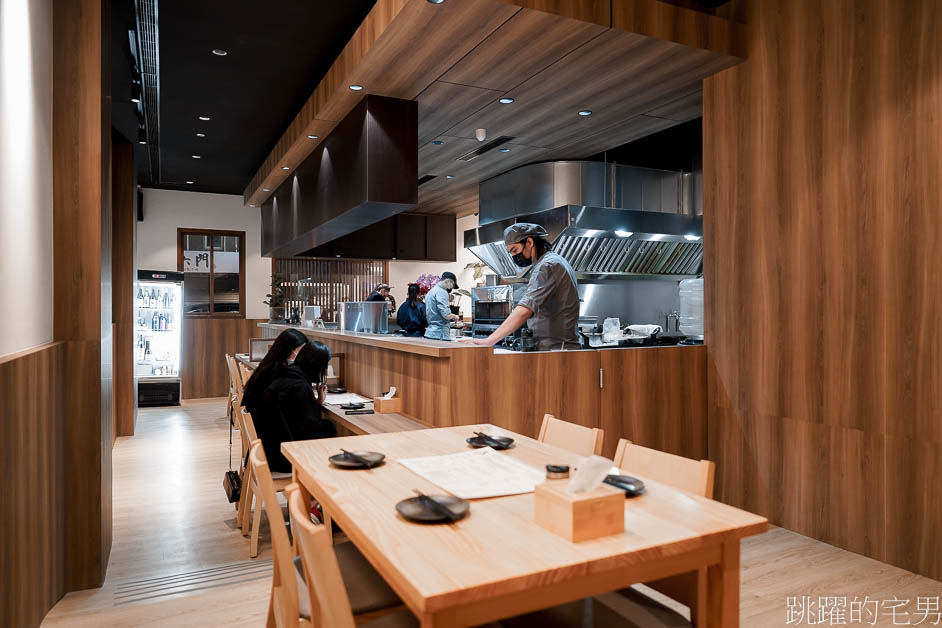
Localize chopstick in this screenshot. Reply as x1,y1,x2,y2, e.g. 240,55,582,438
413,489,458,522
340,449,374,468
473,431,505,447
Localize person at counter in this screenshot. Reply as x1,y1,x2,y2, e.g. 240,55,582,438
460,223,580,351
244,339,336,473
396,283,428,337
366,282,395,313
424,271,460,341
241,328,308,413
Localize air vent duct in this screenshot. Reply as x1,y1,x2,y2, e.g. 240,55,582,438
455,136,515,162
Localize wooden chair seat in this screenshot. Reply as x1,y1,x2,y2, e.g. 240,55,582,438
292,542,401,619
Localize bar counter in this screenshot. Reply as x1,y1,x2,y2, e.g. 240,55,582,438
258,322,707,460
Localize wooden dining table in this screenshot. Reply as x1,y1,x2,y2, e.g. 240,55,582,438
282,424,767,627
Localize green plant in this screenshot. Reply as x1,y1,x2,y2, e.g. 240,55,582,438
263,272,286,308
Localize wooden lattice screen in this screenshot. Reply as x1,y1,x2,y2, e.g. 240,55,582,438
273,258,388,322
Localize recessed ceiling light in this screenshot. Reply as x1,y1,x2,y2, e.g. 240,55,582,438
307,134,318,139
249,204,256,207
192,155,201,159
335,254,341,258
499,148,511,153
499,97,514,104
263,188,270,192
281,166,290,170
212,49,227,56
446,175,454,179
199,116,210,121
349,84,363,91
186,180,194,185
578,110,592,116
196,133,205,137
427,0,445,4
431,140,444,145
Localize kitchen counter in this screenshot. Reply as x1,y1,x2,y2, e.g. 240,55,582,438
257,322,707,459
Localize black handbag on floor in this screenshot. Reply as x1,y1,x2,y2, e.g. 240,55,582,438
223,415,241,503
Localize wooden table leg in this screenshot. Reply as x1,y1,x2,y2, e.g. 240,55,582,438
706,541,740,627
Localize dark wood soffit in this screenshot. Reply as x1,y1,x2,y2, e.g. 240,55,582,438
243,0,742,213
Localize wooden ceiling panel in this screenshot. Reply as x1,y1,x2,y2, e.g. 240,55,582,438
544,114,682,160
417,82,504,145
441,29,734,150
440,9,607,92
645,88,703,121
420,136,547,179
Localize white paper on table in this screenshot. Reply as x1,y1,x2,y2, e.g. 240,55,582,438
398,447,546,500
325,392,371,405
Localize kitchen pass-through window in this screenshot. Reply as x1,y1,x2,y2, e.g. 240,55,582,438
177,228,245,317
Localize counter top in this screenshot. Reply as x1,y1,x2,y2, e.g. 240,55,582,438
258,323,488,357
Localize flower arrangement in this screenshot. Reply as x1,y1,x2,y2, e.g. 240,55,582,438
415,273,440,296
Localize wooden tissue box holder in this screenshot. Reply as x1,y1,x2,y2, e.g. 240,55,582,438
373,396,402,413
534,481,625,542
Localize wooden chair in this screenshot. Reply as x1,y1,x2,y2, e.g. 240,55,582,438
250,444,407,628
607,439,718,627
225,353,242,426
537,414,604,457
239,409,292,558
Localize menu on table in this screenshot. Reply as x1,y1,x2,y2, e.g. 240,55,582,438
398,447,545,499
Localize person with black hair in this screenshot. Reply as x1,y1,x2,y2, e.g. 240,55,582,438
396,283,428,337
240,328,308,416
460,222,579,351
251,339,336,473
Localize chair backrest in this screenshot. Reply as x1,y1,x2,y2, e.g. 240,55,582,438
613,439,715,498
286,485,357,628
237,361,253,390
239,407,259,443
226,353,244,401
538,414,604,457
249,442,300,628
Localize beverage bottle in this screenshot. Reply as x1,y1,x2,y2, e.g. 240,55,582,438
167,314,172,331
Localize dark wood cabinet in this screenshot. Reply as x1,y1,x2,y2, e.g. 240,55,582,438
425,214,456,261
395,214,427,259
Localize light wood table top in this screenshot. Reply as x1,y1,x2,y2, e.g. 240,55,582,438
282,425,767,627
321,402,428,435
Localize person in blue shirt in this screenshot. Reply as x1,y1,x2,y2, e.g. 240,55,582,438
424,272,460,341
396,283,428,337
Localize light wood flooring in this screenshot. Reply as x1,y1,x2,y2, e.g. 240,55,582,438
42,399,941,627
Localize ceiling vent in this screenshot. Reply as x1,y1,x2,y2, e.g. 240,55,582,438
455,136,514,162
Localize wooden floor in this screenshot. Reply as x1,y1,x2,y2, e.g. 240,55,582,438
42,399,941,627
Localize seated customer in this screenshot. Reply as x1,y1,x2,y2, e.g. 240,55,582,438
251,340,336,473
396,283,428,337
241,328,308,416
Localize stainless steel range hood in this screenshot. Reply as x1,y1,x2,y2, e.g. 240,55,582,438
464,162,702,280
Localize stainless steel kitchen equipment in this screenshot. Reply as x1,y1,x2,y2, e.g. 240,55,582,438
470,285,517,338
464,161,703,330
337,301,389,334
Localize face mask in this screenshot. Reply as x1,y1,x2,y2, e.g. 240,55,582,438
512,252,531,268
445,287,453,293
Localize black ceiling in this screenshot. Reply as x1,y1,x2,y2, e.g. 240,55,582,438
112,0,376,196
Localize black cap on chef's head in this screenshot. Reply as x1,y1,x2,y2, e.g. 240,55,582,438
503,222,549,246
440,271,459,289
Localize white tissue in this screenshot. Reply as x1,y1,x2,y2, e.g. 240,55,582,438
568,456,615,493
382,386,397,400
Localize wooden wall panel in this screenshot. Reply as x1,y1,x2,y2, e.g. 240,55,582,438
0,343,66,628
181,319,266,399
704,0,942,580
599,346,707,461
52,0,111,592
112,139,136,437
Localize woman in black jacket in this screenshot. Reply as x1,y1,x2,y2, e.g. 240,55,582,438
252,339,336,473
241,328,307,416
396,283,428,337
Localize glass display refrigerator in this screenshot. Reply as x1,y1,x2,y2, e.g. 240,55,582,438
135,269,184,406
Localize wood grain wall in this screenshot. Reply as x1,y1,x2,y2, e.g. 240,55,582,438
0,344,66,628
703,0,942,581
52,0,111,593
182,319,266,398
112,138,136,437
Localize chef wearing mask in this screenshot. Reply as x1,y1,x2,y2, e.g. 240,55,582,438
460,223,579,351
424,272,460,341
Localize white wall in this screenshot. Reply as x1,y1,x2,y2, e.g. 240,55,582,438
387,214,479,311
0,0,54,356
137,189,270,319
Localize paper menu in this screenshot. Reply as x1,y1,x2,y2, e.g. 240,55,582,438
398,447,546,499
324,392,371,405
